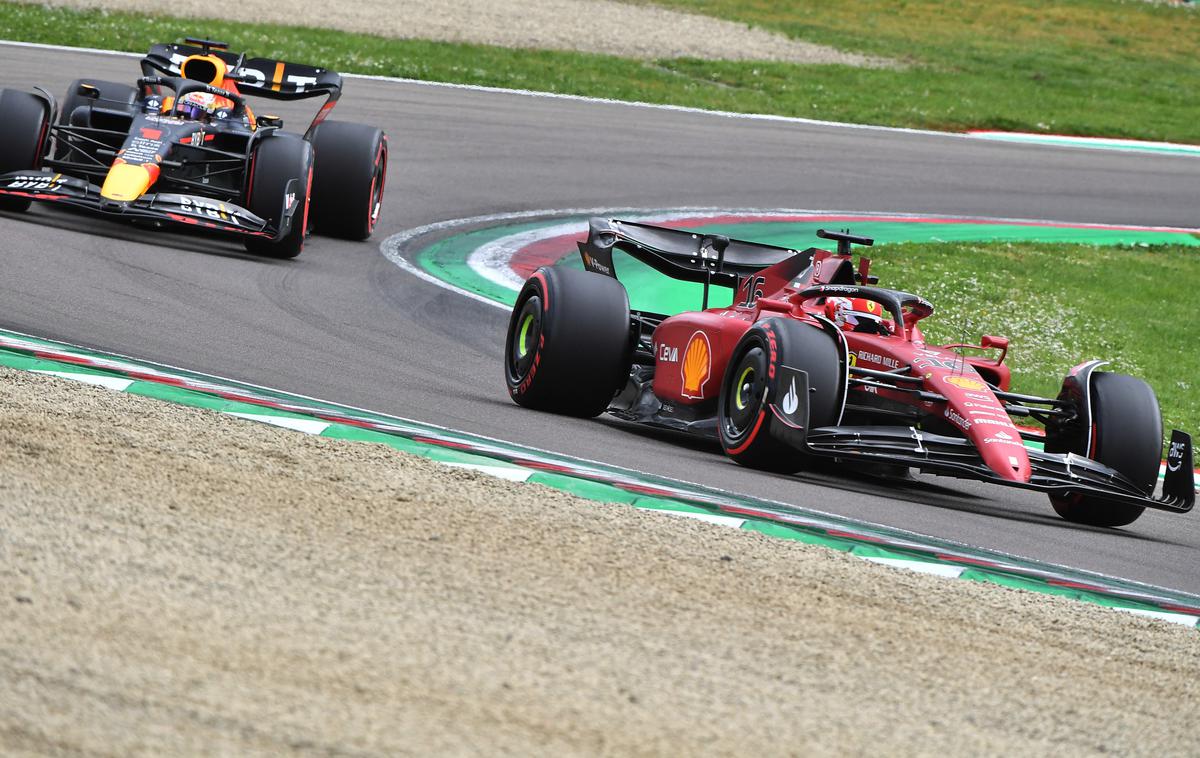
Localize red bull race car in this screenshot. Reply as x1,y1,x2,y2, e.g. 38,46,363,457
0,37,387,258
504,219,1195,528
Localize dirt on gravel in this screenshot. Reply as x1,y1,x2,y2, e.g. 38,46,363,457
27,0,888,65
1,365,1198,755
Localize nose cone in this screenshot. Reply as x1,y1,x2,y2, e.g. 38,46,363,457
933,369,1031,482
100,161,159,203
989,444,1031,482
970,426,1031,482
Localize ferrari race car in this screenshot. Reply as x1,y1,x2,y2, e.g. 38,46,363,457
0,37,387,258
504,219,1195,528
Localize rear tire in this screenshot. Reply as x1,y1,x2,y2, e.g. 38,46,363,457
243,135,313,259
718,319,842,473
1050,372,1160,528
310,121,388,240
0,89,52,213
504,266,631,417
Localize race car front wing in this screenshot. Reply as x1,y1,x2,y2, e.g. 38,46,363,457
0,169,289,240
797,425,1193,513
769,370,1195,514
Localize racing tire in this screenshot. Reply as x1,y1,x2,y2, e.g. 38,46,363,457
718,319,842,473
243,135,313,259
504,266,631,418
1050,371,1160,528
309,121,388,240
0,89,52,213
56,79,138,162
58,79,138,126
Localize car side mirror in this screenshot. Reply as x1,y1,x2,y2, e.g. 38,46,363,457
981,334,1009,364
76,83,100,99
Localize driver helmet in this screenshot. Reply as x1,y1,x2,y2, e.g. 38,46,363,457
824,297,890,335
177,91,228,123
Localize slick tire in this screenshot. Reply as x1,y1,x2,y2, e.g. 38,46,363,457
1050,372,1160,528
59,78,138,126
56,79,138,162
504,266,631,418
243,135,313,259
310,121,388,240
718,319,842,474
0,89,52,213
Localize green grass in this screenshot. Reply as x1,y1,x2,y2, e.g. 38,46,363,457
1,0,1198,141
863,242,1199,436
647,0,1200,140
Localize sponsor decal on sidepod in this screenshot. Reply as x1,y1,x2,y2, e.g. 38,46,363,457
681,331,712,399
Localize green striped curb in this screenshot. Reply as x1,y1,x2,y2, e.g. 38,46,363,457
966,131,1200,156
2,327,1199,628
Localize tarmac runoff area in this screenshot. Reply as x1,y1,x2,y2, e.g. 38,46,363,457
2,365,1200,754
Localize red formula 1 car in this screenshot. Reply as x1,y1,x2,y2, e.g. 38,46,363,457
504,218,1195,528
0,37,387,258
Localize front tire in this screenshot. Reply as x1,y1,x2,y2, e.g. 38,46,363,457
56,79,138,163
0,89,52,213
58,78,137,126
1050,371,1161,528
504,266,631,417
243,135,313,259
718,319,843,473
310,121,388,240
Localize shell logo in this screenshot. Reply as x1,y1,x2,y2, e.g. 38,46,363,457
943,375,987,391
681,331,712,399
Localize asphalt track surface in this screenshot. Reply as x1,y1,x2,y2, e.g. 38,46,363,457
2,44,1199,594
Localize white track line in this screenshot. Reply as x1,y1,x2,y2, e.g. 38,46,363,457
5,37,1195,156
31,369,134,391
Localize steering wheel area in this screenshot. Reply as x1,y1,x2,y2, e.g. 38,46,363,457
798,284,933,338
137,75,249,121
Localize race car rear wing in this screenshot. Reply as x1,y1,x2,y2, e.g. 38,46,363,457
141,42,342,136
578,218,807,308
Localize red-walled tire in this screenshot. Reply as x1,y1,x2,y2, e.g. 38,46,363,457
243,135,313,259
1050,372,1160,528
0,89,52,213
504,266,631,418
310,121,387,240
718,319,842,473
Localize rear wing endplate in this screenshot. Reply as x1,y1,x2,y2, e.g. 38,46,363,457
578,218,809,308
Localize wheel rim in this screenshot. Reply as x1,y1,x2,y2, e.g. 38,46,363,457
508,295,542,382
723,346,767,441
